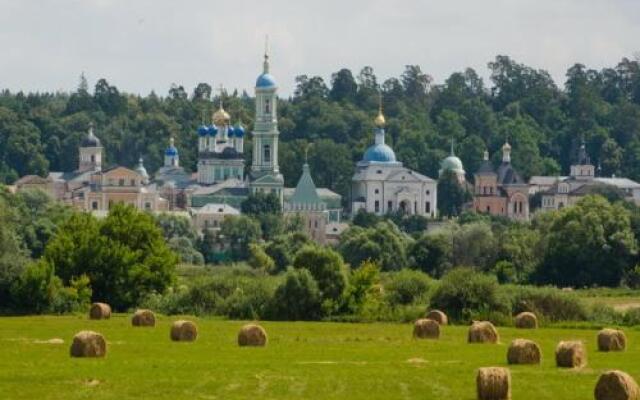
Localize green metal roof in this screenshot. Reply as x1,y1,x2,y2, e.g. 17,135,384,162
289,164,325,208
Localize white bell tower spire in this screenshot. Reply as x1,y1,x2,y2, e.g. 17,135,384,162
249,38,284,203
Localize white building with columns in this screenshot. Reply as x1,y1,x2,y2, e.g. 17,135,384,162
351,108,437,217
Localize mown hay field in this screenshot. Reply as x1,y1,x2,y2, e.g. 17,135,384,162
0,315,639,399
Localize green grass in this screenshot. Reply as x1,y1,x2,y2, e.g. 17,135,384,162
0,315,638,399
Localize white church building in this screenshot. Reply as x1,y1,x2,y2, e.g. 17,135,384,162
351,108,437,217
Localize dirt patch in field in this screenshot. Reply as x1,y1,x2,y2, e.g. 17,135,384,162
406,357,428,364
612,302,640,311
295,361,368,366
34,338,64,344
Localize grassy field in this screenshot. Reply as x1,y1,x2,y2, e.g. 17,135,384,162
576,288,640,311
0,316,638,399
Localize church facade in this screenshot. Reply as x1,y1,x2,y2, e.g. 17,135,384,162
351,108,437,217
16,124,168,213
472,142,529,220
14,50,343,241
536,142,640,210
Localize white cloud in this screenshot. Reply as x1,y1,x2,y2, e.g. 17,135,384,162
0,0,639,96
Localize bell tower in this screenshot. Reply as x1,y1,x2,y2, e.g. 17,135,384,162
249,43,284,203
78,123,102,172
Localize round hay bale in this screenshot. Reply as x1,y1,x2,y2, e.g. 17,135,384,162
476,367,511,400
89,302,111,320
413,318,440,339
238,324,267,347
598,329,627,352
426,309,448,325
131,309,156,327
555,340,587,368
595,370,640,400
468,321,499,344
507,339,541,365
514,312,538,329
170,320,197,342
70,330,106,358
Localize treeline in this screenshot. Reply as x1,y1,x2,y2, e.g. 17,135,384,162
3,56,640,202
240,194,639,289
2,186,640,322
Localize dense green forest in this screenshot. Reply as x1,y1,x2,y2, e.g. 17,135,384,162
2,55,640,202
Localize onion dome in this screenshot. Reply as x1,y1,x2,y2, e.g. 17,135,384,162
227,125,235,137
363,144,397,163
165,137,178,156
256,73,277,88
81,124,101,147
502,141,512,163
374,110,386,128
256,50,277,88
197,125,209,136
135,157,149,180
207,125,218,136
212,105,231,126
440,155,465,174
439,139,465,176
235,124,245,137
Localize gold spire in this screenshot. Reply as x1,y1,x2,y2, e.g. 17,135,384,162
374,93,386,127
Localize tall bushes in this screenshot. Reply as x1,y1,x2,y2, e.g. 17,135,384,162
44,204,177,310
430,267,510,323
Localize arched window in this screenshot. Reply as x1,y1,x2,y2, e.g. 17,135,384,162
263,145,271,163
265,99,271,114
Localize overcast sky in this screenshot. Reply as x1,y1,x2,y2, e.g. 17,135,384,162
1,0,639,97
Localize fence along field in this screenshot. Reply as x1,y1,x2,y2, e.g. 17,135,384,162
1,311,639,400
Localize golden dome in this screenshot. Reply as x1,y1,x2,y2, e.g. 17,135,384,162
374,110,386,127
212,106,231,126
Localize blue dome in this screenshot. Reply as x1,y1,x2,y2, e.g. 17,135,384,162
227,126,235,137
235,125,245,137
165,146,178,156
256,73,277,88
363,144,397,163
207,125,218,136
197,125,208,136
